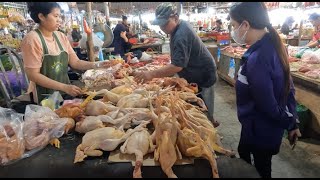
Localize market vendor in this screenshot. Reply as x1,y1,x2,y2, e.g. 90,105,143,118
280,16,295,35
213,19,225,32
21,2,106,104
133,2,219,127
306,13,320,48
112,15,132,57
228,2,301,178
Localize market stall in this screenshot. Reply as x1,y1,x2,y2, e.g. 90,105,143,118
0,52,262,178
0,2,28,51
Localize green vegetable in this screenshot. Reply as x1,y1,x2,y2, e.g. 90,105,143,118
0,55,13,71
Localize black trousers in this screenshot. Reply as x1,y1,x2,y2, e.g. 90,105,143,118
238,142,274,178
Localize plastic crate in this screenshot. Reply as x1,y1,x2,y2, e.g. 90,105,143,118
216,34,230,41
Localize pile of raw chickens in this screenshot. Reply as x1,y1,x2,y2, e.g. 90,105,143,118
54,77,234,178
288,46,320,80
81,54,171,91
56,55,234,178
1,54,234,178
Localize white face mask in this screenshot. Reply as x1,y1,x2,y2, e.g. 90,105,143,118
231,22,248,45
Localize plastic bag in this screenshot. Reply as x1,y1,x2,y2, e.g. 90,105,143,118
287,46,303,57
0,107,25,165
301,49,320,64
295,48,311,58
23,105,67,153
80,33,104,50
40,91,64,111
139,52,152,61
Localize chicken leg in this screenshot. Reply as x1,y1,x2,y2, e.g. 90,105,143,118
177,128,219,178
120,129,155,178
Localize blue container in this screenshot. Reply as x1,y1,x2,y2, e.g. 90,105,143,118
98,50,104,61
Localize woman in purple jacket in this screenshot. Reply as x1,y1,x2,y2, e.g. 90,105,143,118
228,2,301,178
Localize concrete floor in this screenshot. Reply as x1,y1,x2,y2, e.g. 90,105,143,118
214,78,320,178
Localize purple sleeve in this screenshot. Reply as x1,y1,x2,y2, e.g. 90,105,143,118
246,54,296,129
286,78,299,130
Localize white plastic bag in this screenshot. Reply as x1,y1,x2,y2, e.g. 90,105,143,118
301,49,320,64
139,52,152,61
41,91,64,111
23,105,67,152
0,107,25,165
80,33,104,50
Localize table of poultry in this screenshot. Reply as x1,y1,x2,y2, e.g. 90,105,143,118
0,134,260,178
0,54,260,178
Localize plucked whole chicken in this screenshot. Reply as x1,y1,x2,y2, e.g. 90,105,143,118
75,116,105,134
74,126,125,163
177,127,219,178
0,123,25,165
74,122,149,163
23,105,67,150
153,116,181,178
120,129,155,178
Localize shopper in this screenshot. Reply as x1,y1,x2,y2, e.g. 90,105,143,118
306,13,320,48
228,2,301,178
21,2,105,103
133,2,219,127
213,19,224,32
280,16,295,35
112,15,132,57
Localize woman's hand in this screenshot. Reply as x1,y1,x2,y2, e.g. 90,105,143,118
288,128,302,149
63,84,82,97
125,52,134,57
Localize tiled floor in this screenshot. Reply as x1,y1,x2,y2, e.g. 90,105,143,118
214,78,320,178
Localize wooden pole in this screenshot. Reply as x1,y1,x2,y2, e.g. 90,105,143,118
86,2,95,62
104,2,109,17
298,20,303,46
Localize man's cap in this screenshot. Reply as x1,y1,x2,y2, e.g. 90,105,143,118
152,2,177,26
309,13,320,21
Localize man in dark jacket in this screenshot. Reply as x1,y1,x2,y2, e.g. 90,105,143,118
133,2,219,127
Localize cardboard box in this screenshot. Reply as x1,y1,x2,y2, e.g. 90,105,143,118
108,150,195,166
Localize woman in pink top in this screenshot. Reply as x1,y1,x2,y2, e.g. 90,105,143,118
306,13,320,48
21,2,103,103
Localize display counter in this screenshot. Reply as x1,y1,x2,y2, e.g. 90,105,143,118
291,72,320,135
217,51,242,86
0,133,260,178
285,37,312,46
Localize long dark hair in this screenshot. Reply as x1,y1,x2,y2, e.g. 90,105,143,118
229,2,290,104
27,2,61,24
